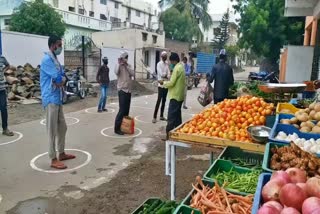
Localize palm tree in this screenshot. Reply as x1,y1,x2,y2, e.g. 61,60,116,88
158,0,213,30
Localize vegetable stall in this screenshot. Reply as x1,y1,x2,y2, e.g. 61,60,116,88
131,81,320,214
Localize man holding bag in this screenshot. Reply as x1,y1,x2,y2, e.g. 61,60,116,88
114,52,134,135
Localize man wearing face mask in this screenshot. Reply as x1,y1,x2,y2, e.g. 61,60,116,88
152,51,169,123
159,52,186,138
114,51,135,135
96,57,110,112
40,35,75,169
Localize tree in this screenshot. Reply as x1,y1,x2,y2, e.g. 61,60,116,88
231,0,304,65
212,10,230,50
159,0,213,41
10,0,66,37
160,7,199,42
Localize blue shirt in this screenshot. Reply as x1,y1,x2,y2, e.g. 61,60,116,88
185,63,191,76
40,53,64,107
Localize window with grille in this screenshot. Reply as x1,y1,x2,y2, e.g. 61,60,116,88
115,2,119,9
100,0,107,5
89,11,94,17
100,14,107,20
79,8,85,15
136,10,141,17
69,7,75,12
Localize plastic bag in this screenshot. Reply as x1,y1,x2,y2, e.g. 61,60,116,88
121,116,135,134
197,82,213,106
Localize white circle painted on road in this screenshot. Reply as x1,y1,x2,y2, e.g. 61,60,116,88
40,117,80,126
0,132,23,146
134,115,166,124
100,126,142,139
131,105,152,110
84,107,115,114
0,194,2,204
30,149,92,174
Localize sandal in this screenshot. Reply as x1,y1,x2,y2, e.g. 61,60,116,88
59,153,76,161
51,160,67,169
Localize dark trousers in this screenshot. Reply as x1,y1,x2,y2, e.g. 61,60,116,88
153,87,168,119
0,90,8,130
166,99,183,135
114,90,131,132
214,98,224,104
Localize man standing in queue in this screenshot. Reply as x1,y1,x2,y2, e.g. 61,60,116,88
159,53,186,139
152,51,169,123
207,49,234,104
114,52,134,135
40,35,75,169
96,57,110,113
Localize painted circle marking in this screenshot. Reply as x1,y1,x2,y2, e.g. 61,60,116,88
100,126,142,138
30,149,92,174
131,105,152,110
0,132,23,146
0,194,2,204
84,107,115,114
40,117,80,126
134,115,166,124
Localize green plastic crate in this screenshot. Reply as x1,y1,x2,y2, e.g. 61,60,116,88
173,205,201,214
131,198,162,214
182,179,215,206
203,159,259,195
218,146,263,168
262,142,287,173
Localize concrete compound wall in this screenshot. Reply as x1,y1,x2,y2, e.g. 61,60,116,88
165,39,189,58
0,30,64,67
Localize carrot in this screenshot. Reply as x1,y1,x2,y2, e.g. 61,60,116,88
220,186,233,213
238,205,248,214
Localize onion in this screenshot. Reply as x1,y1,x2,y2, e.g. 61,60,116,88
262,180,285,202
258,205,281,214
296,183,308,196
271,171,292,184
306,177,320,198
285,168,307,183
302,197,320,214
280,207,301,214
311,208,320,214
279,183,307,211
263,201,283,212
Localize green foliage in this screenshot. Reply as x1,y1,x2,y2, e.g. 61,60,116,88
226,44,240,58
213,11,230,50
160,7,199,42
10,0,66,37
231,0,304,62
159,0,213,42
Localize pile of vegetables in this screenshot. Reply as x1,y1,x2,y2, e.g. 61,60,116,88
280,102,320,133
270,143,320,177
190,176,253,214
178,96,274,142
221,157,262,169
210,169,261,194
258,169,320,214
137,199,178,214
229,81,271,99
276,132,320,155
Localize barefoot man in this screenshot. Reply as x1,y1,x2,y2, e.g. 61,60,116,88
40,35,75,169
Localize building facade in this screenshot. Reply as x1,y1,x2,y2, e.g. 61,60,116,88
0,0,158,50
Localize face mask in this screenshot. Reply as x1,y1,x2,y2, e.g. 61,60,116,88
169,64,174,70
123,58,128,63
54,47,62,56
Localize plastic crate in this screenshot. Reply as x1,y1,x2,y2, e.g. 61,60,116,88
252,173,272,214
203,159,259,195
276,103,301,115
266,115,276,128
262,142,287,173
182,179,215,206
218,146,263,168
131,198,163,214
173,205,201,214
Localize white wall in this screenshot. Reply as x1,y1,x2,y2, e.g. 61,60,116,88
285,45,314,82
101,47,134,81
1,31,64,67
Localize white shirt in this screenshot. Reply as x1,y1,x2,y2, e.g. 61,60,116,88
157,60,169,87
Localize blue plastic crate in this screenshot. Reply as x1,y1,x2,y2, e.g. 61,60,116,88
252,173,272,214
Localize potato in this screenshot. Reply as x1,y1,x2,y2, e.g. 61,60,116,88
290,117,298,124
300,126,311,133
309,102,316,110
300,122,308,127
312,126,320,134
314,112,320,121
305,108,311,114
293,124,300,129
280,119,291,124
317,121,320,126
310,110,317,119
296,112,309,122
315,103,320,112
306,121,315,128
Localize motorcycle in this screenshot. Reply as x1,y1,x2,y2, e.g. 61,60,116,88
193,73,201,88
248,71,279,83
62,67,86,104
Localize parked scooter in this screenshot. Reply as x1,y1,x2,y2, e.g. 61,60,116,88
62,67,86,103
193,73,201,88
248,71,279,83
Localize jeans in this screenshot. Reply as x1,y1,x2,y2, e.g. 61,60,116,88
0,90,8,130
114,90,131,132
166,99,183,135
98,84,108,110
153,87,168,119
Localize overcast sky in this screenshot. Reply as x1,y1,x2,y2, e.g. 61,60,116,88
146,0,233,14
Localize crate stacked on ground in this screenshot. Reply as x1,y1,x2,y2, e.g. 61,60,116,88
131,198,179,214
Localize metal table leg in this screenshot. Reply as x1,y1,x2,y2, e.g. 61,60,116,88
210,152,214,165
170,144,176,200
165,141,171,176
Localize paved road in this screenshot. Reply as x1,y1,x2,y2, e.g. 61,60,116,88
234,66,259,81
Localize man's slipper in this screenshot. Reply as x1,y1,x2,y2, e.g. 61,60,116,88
51,162,67,169
59,153,76,161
